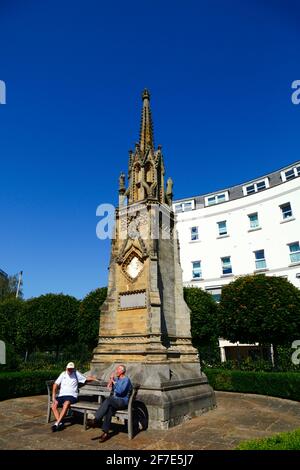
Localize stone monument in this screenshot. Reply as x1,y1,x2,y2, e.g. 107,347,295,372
91,89,216,429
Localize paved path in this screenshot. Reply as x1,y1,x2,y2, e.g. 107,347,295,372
0,391,300,450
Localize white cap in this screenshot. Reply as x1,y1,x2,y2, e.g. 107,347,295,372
66,362,75,369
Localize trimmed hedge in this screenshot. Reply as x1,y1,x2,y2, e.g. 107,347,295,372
0,370,60,401
236,429,300,450
204,368,300,401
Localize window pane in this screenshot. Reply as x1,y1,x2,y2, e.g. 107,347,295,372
289,243,300,263
255,259,267,269
256,181,266,191
218,221,227,235
289,242,300,253
207,196,216,205
183,202,192,212
246,184,255,194
191,226,199,241
281,203,292,219
175,204,182,213
221,257,232,274
217,194,226,203
285,169,295,180
290,252,300,263
192,261,201,278
255,250,265,260
249,213,259,228
255,250,266,269
296,166,300,175
212,293,221,302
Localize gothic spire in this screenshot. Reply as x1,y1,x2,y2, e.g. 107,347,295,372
139,89,154,154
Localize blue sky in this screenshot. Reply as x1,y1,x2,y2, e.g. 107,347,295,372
1,0,300,299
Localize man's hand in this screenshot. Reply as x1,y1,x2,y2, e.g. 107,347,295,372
87,375,99,382
107,372,115,390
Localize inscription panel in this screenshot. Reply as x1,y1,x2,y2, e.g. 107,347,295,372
119,290,146,309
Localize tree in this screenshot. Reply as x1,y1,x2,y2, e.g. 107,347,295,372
0,274,23,301
0,298,25,369
217,274,300,346
0,298,24,346
184,287,220,364
77,287,107,350
17,294,80,358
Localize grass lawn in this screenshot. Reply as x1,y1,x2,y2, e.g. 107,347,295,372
236,428,300,450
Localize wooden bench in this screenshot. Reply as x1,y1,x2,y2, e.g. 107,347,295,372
45,380,139,439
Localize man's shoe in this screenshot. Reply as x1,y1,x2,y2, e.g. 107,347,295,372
57,422,65,431
99,432,109,443
51,424,58,433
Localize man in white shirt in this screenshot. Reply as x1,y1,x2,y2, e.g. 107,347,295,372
51,361,97,432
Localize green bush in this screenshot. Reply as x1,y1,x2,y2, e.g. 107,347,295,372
204,368,300,401
0,342,22,372
236,429,300,450
0,370,60,401
218,274,300,346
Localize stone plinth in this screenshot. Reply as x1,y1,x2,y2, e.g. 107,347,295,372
90,362,216,429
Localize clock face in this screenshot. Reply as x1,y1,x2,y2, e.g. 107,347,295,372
126,256,143,279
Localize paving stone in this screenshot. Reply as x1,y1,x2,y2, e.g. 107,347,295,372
1,391,300,450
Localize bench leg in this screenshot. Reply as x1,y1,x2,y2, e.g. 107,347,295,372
46,402,52,424
128,413,133,440
83,410,87,430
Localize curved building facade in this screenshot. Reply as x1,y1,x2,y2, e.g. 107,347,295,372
173,161,300,360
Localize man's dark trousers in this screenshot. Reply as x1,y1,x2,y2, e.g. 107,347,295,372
95,396,127,433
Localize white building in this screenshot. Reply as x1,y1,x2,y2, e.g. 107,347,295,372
173,161,300,361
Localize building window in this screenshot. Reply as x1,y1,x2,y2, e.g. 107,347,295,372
174,200,195,213
205,192,228,206
288,242,300,263
217,221,227,236
248,212,259,229
221,257,232,275
243,178,269,196
192,261,202,279
205,287,222,303
190,226,199,241
254,250,266,270
280,202,293,220
281,165,300,182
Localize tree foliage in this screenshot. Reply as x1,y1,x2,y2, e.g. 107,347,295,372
183,287,220,364
17,294,80,356
0,298,24,346
218,274,300,345
77,287,107,349
184,286,218,342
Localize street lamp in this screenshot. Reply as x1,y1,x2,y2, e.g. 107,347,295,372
16,271,23,298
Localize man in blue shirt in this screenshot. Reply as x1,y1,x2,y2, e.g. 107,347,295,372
94,364,132,442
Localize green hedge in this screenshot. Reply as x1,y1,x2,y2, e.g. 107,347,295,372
204,368,300,401
0,370,60,401
236,429,300,450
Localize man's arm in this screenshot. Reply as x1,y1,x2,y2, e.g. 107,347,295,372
85,375,99,382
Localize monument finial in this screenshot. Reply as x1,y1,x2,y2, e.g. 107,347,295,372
139,88,154,153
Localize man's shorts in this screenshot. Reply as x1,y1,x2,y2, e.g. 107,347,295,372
56,395,77,406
